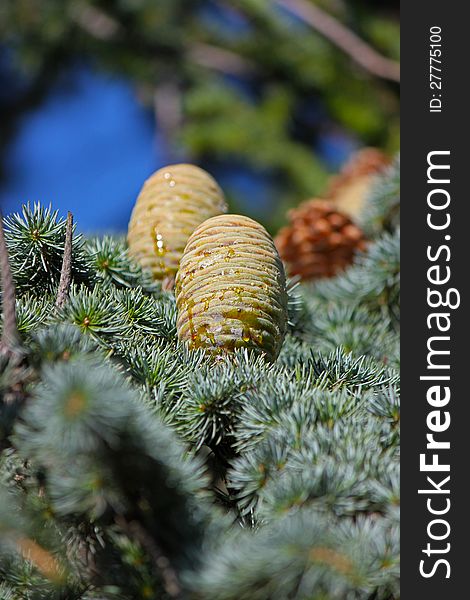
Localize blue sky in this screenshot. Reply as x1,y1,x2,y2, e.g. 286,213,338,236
0,67,160,232
0,62,356,233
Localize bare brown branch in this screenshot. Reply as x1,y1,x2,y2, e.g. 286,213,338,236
56,212,74,309
153,82,184,161
275,0,400,82
189,42,257,76
70,3,121,40
116,516,182,599
161,275,176,292
0,212,20,355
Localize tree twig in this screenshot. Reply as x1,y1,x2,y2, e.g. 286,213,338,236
56,212,74,309
69,2,121,40
0,211,20,355
161,275,176,292
274,0,400,82
189,42,257,76
153,82,184,161
116,516,182,599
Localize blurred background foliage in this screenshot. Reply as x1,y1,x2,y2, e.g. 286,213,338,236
0,0,399,232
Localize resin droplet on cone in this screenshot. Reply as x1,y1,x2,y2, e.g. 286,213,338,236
275,200,366,280
175,214,288,361
325,148,390,219
127,164,227,281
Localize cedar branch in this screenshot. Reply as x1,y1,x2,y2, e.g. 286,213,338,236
56,212,74,308
0,211,20,355
116,516,182,599
275,0,400,82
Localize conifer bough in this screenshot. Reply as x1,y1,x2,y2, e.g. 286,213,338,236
0,159,400,598
175,214,288,361
128,164,227,281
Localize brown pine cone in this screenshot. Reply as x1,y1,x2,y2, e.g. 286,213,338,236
325,148,390,220
275,200,367,280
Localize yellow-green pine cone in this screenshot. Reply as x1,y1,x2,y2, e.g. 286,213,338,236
127,164,227,280
175,214,288,361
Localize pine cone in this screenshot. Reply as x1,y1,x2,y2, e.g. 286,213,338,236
275,200,366,280
176,214,288,361
127,164,227,282
325,148,390,219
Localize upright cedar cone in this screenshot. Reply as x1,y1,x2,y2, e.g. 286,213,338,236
175,214,288,361
127,164,227,281
325,148,390,219
275,200,366,280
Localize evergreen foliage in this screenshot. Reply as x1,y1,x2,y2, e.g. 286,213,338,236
0,163,400,598
360,156,401,237
3,204,91,296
